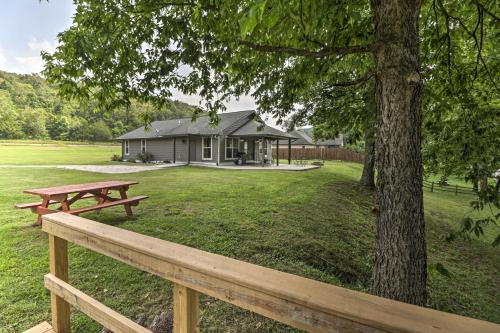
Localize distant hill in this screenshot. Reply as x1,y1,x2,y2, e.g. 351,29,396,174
0,70,198,141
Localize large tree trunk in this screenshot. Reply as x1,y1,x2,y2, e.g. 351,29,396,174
371,0,427,305
360,127,375,188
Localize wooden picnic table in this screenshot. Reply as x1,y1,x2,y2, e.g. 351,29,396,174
16,180,148,224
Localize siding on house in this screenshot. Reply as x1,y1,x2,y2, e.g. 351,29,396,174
189,135,219,164
174,136,189,162
122,139,141,160
121,137,190,162
144,139,171,161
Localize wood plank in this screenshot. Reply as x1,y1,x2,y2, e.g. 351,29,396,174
44,274,152,333
48,235,70,333
24,181,138,196
67,196,148,215
173,283,199,333
16,194,96,209
34,206,59,216
22,322,55,333
119,188,133,216
42,212,500,333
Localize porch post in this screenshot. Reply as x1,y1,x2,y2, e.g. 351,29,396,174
173,137,176,164
187,135,190,165
288,138,291,165
262,136,265,166
217,135,220,166
276,139,279,166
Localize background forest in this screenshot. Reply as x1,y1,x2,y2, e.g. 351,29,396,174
0,70,196,141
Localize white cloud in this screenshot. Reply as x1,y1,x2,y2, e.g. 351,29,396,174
28,37,58,54
15,56,45,74
0,38,58,74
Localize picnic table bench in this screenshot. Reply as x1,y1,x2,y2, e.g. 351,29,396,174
15,180,147,224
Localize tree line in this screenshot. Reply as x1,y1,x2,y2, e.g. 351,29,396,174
0,70,196,141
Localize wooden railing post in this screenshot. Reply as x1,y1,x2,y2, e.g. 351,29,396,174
173,283,199,333
49,234,71,333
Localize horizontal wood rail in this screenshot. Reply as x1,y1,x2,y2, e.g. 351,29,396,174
44,274,151,333
39,212,500,333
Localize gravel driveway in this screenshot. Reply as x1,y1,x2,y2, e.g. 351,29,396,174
0,164,184,174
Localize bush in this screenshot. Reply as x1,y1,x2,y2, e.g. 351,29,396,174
111,154,122,162
137,151,154,163
88,120,113,141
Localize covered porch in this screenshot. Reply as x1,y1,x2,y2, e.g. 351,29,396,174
228,120,297,166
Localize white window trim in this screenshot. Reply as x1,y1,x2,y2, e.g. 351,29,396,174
202,136,212,160
225,137,240,160
124,140,130,155
141,139,147,153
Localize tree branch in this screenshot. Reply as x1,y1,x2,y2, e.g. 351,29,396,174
472,0,500,21
436,0,498,92
321,70,375,98
329,70,375,87
238,40,372,58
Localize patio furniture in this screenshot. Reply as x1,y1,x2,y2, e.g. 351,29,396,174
294,157,308,167
15,180,147,224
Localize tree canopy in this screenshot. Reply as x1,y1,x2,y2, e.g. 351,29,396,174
41,0,499,305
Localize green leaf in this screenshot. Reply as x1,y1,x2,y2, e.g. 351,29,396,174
429,262,451,278
492,234,500,247
239,0,268,39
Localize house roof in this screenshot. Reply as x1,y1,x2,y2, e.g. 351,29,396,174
117,110,294,140
278,128,343,146
301,127,344,146
230,120,297,139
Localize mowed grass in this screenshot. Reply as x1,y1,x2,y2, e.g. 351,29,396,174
0,143,119,165
0,145,499,332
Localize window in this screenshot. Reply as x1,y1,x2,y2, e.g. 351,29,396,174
124,140,129,155
225,137,239,159
202,137,212,160
141,139,147,153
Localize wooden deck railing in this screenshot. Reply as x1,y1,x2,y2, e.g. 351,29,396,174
38,212,499,333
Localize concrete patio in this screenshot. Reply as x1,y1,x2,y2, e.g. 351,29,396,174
191,163,320,171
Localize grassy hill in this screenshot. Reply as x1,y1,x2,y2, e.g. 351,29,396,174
0,145,498,332
0,70,198,142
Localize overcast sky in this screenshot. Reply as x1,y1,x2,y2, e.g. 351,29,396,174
0,1,286,125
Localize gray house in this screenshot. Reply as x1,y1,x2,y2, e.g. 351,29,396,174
117,110,297,165
277,128,344,149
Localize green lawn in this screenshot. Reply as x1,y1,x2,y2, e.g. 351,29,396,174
0,143,119,165
0,145,498,332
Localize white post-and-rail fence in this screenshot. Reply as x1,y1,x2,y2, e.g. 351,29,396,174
29,212,499,333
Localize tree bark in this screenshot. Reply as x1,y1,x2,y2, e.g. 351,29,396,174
360,85,376,188
371,0,427,305
360,127,376,188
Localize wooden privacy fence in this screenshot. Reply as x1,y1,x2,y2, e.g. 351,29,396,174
273,147,364,163
32,212,499,333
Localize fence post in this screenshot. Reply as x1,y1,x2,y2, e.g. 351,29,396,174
431,181,434,192
173,283,200,333
49,234,71,333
